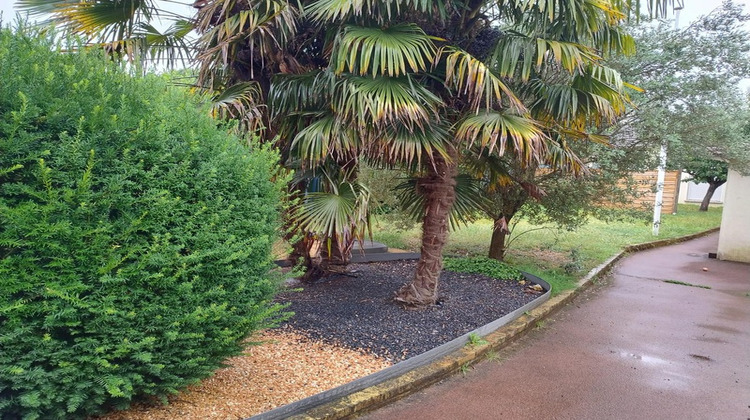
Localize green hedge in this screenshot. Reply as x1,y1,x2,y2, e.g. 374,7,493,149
0,28,285,419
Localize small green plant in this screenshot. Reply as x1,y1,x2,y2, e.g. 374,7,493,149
563,248,584,274
460,362,473,375
663,280,711,289
466,332,488,347
444,257,524,281
485,350,502,362
535,320,547,330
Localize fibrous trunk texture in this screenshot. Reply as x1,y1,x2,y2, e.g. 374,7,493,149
488,219,509,261
395,152,457,308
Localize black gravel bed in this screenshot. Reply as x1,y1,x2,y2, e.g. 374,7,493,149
275,260,540,362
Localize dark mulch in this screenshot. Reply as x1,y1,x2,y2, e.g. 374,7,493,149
275,260,540,362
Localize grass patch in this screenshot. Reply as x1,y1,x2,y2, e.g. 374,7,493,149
444,257,523,281
372,204,722,295
663,280,712,289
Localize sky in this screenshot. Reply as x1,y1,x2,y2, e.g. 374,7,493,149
1,0,743,28
1,0,744,35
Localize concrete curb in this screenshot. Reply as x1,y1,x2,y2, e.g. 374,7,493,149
251,227,720,420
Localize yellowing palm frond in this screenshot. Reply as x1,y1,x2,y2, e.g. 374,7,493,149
541,136,586,175
335,75,443,130
439,46,525,112
454,111,546,164
195,0,297,84
17,0,149,38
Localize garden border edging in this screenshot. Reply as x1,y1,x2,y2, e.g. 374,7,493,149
249,227,720,420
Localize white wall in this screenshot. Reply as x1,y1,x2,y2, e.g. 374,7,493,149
717,170,750,263
678,172,726,204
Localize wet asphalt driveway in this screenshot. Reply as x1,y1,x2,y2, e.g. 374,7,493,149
363,232,750,420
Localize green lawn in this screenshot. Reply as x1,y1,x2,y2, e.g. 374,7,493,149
372,204,723,294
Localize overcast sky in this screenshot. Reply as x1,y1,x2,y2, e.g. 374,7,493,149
2,0,743,28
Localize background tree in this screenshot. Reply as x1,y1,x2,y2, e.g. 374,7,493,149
683,159,729,211
609,1,750,187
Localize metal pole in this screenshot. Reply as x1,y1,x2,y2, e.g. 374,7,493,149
652,7,682,236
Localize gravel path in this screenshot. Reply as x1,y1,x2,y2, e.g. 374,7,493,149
277,260,539,362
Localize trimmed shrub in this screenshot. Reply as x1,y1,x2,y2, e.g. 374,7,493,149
0,28,285,419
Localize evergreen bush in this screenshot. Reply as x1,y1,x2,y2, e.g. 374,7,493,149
0,28,285,419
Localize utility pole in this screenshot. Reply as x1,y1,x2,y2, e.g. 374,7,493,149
652,1,684,235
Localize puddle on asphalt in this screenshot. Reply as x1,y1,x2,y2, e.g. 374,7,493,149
610,350,668,366
610,349,694,390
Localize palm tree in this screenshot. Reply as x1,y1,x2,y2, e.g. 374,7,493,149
18,0,670,308
214,0,636,307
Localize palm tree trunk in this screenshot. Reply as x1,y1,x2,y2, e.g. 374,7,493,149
395,151,457,308
699,182,722,211
488,220,509,261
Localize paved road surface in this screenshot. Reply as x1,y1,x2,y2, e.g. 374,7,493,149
363,233,750,420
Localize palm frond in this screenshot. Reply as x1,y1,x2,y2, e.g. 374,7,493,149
208,81,266,134
592,24,636,56
492,33,601,81
331,23,437,77
454,111,546,164
305,0,447,24
134,19,195,67
460,150,517,191
439,46,525,112
364,122,451,168
290,114,360,167
610,0,680,19
541,135,586,175
269,70,336,117
335,75,443,130
293,178,371,253
195,0,298,85
17,0,149,39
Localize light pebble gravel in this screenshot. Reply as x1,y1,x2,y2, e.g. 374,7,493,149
96,330,391,420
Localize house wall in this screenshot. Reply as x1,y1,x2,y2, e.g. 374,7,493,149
717,170,750,263
677,172,727,204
